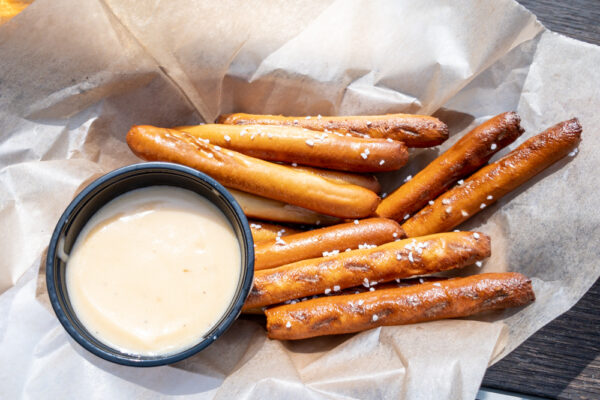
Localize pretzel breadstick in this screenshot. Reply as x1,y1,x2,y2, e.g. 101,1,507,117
266,272,534,340
217,113,449,148
249,220,304,243
244,231,490,309
126,125,380,218
242,277,445,315
229,188,339,225
402,118,582,237
290,166,381,193
255,218,405,271
377,112,524,220
174,124,408,172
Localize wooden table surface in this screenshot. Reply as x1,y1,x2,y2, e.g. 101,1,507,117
483,2,600,399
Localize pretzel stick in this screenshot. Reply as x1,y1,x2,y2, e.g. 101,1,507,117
217,113,448,148
402,118,582,237
266,272,534,340
377,112,523,220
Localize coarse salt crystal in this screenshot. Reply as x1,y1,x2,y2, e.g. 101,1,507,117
476,261,483,268
358,299,364,306
491,143,497,150
473,232,480,239
393,232,398,238
396,253,402,260
457,179,464,185
305,139,315,147
386,138,394,142
333,285,341,291
207,153,214,158
250,134,256,140
461,210,469,217
275,237,286,245
408,252,414,262
419,278,424,284
214,145,221,151
354,219,359,224
240,129,247,136
382,192,387,198
453,229,460,232
429,200,434,205
442,199,450,205
446,207,452,213
315,220,321,226
366,121,372,126
404,175,412,182
379,160,385,165
372,315,378,321
345,248,352,252
480,203,486,209
487,195,493,200
250,223,262,229
369,287,375,292
404,214,410,220
433,282,442,287
317,114,322,119
291,162,298,167
324,288,331,294
224,135,231,142
305,116,311,119
286,321,291,328
293,119,299,124
569,148,579,156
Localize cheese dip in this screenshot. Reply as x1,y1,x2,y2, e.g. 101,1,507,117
66,186,241,356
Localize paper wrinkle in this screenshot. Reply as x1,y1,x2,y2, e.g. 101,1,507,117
2,0,600,399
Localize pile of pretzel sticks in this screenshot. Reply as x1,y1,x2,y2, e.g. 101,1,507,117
126,111,581,340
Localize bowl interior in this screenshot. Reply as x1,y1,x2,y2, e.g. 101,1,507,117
46,162,254,366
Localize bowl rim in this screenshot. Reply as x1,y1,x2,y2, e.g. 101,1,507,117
46,162,255,367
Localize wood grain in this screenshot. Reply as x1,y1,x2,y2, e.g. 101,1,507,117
483,1,600,398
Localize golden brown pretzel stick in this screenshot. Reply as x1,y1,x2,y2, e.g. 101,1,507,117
126,126,380,218
289,166,381,193
266,272,534,340
377,112,524,220
242,277,445,315
249,220,304,243
174,124,408,172
244,231,490,309
255,218,405,271
217,113,449,148
402,118,582,237
229,188,340,226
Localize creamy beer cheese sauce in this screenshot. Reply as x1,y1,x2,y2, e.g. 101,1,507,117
66,186,241,356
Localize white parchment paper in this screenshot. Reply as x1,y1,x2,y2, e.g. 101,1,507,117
1,0,599,398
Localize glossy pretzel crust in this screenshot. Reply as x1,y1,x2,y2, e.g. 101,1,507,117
266,272,534,340
377,112,523,220
126,125,380,218
244,231,490,309
175,124,408,172
402,118,582,237
249,220,304,243
254,218,405,270
217,113,448,148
